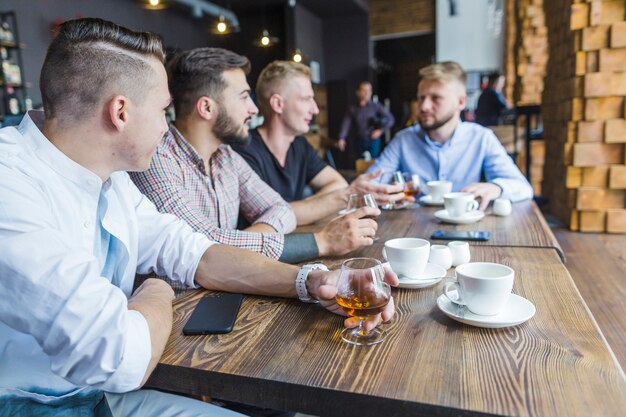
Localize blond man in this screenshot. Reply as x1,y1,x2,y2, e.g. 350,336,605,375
367,61,532,209
234,61,404,226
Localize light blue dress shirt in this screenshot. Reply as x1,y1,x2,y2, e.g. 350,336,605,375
367,122,533,202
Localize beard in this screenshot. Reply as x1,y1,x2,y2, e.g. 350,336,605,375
213,109,251,147
419,109,456,132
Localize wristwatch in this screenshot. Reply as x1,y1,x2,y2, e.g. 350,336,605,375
296,263,328,303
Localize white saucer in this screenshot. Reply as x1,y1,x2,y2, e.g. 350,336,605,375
419,195,444,206
436,291,536,328
434,209,485,224
382,262,447,289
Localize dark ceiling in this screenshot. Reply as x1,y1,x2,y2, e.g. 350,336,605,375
227,0,368,17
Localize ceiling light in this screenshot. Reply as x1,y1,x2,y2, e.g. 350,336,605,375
217,15,227,33
258,30,279,47
293,49,302,63
140,0,170,10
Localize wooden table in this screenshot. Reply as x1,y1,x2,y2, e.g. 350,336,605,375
146,247,625,417
299,199,564,263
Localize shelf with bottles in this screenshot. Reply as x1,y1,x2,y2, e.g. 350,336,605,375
0,10,29,121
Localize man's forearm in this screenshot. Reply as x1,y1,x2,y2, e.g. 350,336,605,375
290,188,347,225
245,223,278,233
195,244,299,298
128,279,174,387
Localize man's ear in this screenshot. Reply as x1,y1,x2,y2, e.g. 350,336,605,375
458,94,467,111
196,96,216,121
108,95,128,132
268,93,283,115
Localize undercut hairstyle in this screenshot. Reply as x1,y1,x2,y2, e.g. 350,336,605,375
256,61,312,117
40,18,165,122
418,61,467,89
166,47,251,119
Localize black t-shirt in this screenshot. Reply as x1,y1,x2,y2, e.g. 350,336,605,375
234,129,327,202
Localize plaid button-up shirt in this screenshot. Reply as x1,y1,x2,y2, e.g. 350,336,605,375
131,125,296,260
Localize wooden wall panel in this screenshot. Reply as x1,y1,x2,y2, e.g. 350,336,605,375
369,0,434,37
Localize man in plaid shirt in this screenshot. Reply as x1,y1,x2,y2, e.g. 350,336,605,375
131,48,379,263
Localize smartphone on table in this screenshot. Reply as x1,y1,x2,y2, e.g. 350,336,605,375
182,293,243,335
430,230,491,241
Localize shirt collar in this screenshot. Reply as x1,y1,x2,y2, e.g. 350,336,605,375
18,111,103,193
168,124,230,174
168,124,204,164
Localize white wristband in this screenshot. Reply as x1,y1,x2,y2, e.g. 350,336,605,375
296,263,328,303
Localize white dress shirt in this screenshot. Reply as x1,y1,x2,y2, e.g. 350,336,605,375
0,112,214,403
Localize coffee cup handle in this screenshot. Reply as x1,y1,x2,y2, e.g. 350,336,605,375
443,281,465,306
468,200,479,212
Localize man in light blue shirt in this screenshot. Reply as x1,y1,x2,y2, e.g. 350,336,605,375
367,61,532,210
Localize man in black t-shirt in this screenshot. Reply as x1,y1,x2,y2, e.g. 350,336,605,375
235,61,404,226
243,128,326,203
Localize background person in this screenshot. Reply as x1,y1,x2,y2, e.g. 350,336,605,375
337,81,395,159
475,72,512,126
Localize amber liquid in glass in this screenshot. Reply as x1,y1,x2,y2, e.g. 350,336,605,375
404,188,421,198
336,293,389,317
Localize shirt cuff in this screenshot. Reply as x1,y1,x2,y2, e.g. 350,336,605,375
183,234,215,289
98,310,151,393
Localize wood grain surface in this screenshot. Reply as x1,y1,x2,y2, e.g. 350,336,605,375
553,228,626,370
298,199,564,264
147,247,625,417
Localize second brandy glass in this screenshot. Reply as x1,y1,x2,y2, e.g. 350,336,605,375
335,258,391,346
347,193,379,241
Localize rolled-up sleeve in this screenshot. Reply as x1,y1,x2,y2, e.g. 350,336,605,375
483,131,533,202
130,151,285,260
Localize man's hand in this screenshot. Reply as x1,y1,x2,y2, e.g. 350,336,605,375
370,129,384,139
348,170,406,205
461,182,502,211
337,138,347,152
314,206,380,256
307,266,398,330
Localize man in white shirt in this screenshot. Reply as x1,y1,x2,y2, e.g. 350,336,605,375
0,18,397,416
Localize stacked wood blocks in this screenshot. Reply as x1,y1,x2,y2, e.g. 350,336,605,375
542,0,626,233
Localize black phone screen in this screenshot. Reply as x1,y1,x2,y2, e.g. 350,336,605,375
430,230,491,241
183,293,243,335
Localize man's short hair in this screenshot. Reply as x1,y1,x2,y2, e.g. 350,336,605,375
418,61,467,88
167,47,251,119
256,61,312,116
40,18,165,122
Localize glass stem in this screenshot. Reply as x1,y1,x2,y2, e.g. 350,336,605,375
358,318,369,336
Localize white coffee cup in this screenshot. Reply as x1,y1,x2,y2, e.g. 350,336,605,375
383,238,430,279
447,241,471,267
444,262,514,316
429,245,452,270
426,180,453,201
443,192,479,218
493,198,512,216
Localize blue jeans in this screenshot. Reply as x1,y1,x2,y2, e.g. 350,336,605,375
358,137,382,158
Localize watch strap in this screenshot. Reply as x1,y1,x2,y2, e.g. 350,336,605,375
296,263,328,303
